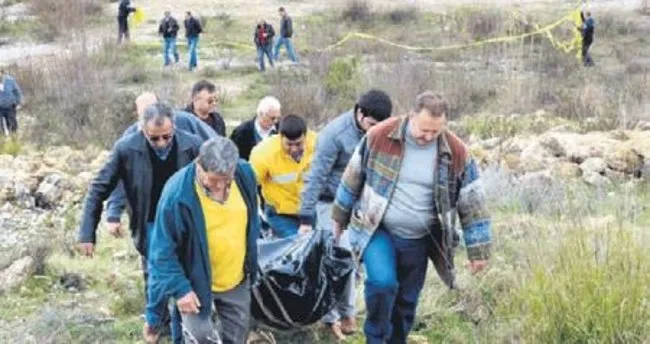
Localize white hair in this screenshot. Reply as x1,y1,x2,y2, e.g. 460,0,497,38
256,96,281,117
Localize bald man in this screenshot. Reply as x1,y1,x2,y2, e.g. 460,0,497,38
104,92,219,239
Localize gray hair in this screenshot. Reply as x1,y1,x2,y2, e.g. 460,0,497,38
197,137,240,175
256,96,281,117
140,102,176,129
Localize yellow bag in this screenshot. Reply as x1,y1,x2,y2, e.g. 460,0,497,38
132,7,145,26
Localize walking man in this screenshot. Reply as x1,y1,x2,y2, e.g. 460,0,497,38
299,90,393,340
183,80,227,136
254,19,275,72
143,137,260,344
273,7,298,63
117,0,136,44
580,6,595,67
331,91,492,343
0,68,23,136
184,11,203,71
159,11,180,67
230,96,281,160
77,103,203,332
250,114,316,238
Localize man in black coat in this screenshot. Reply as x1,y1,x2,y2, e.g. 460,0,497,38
159,11,180,66
183,80,227,137
254,19,275,71
117,0,136,44
230,96,280,160
184,11,203,71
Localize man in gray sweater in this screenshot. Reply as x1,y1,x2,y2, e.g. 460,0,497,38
299,89,393,340
0,68,24,136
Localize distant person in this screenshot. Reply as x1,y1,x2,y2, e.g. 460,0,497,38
117,0,136,44
0,68,23,136
159,11,180,67
184,80,227,136
184,11,203,71
274,7,298,63
580,6,595,67
143,137,260,344
230,96,281,160
254,19,275,72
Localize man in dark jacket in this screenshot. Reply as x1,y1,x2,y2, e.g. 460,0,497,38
273,7,298,63
0,68,23,135
159,11,180,67
117,0,136,44
184,11,203,71
580,7,595,67
254,19,275,71
77,102,203,314
184,80,227,136
230,96,280,160
142,137,260,344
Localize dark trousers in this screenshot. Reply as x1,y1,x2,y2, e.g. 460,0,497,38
582,39,594,67
362,228,430,344
256,44,274,71
0,106,17,135
117,16,129,43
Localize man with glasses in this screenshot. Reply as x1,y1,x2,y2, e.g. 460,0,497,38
230,96,281,161
184,80,226,136
143,137,260,344
77,102,203,334
250,114,316,238
298,89,393,340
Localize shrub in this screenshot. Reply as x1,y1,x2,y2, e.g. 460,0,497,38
385,5,419,24
342,0,372,22
29,0,103,38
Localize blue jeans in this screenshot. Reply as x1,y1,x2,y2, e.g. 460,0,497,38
264,206,299,238
273,36,298,62
256,44,274,71
362,228,430,344
163,37,179,66
187,36,199,70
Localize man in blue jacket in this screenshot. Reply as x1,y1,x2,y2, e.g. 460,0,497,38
0,68,24,135
298,89,393,340
143,137,260,344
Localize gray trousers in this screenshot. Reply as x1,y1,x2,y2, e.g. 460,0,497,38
316,202,357,324
181,279,251,344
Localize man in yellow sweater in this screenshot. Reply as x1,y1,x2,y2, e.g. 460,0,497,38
250,114,316,238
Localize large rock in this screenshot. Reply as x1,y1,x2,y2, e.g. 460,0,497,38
583,172,611,187
35,173,71,209
605,147,644,174
551,162,582,179
539,135,566,157
580,158,607,175
0,256,36,294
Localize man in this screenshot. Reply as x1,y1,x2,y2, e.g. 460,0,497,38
143,137,260,344
184,80,227,136
273,7,298,63
77,102,203,319
331,92,492,343
104,92,218,235
0,68,23,136
159,11,180,67
299,90,393,340
230,96,281,160
580,6,595,67
250,114,316,238
253,19,275,72
117,0,136,44
184,11,203,71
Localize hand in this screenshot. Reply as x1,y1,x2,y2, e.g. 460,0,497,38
467,260,488,274
177,291,201,314
15,104,21,111
106,221,124,238
142,323,160,344
298,224,313,235
77,243,95,257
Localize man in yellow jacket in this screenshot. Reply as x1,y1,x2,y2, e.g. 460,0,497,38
250,114,316,238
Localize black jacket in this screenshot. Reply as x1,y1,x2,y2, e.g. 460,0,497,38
184,16,203,38
159,16,180,38
253,23,275,47
118,0,135,18
78,130,202,256
183,104,226,137
230,117,277,160
280,16,293,38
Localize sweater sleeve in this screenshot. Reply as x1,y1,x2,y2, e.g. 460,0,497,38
456,158,492,260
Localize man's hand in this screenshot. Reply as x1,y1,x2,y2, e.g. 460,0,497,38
467,260,488,274
142,323,160,344
298,224,313,235
106,221,124,238
77,243,95,257
177,291,201,314
15,104,21,111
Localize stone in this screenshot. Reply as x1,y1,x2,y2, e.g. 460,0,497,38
35,173,70,209
503,154,521,171
551,162,582,179
605,147,644,174
583,172,611,187
634,121,650,131
539,135,566,157
481,137,502,150
580,158,607,175
0,256,36,294
609,130,630,141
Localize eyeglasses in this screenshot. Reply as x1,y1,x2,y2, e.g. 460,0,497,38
148,133,173,142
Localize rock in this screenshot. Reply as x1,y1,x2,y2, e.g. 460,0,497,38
539,135,566,157
605,147,644,174
519,142,554,173
503,154,521,171
609,130,630,141
35,173,70,209
480,137,502,150
580,158,607,175
0,256,36,294
634,121,650,131
583,172,611,187
551,162,582,179
605,169,627,182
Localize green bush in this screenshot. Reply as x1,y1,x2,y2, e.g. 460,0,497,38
324,56,360,97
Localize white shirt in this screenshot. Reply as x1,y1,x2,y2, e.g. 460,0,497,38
254,119,274,140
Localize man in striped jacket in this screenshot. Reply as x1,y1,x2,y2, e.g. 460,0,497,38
331,91,492,343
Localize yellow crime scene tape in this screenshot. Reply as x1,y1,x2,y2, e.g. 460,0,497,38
130,0,587,59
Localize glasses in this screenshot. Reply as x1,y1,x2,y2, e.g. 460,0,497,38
148,133,173,142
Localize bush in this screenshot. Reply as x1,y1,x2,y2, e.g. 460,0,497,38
342,0,372,22
29,0,103,38
385,5,419,24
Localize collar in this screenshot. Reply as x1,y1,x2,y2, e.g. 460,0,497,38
254,118,274,139
387,115,452,156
